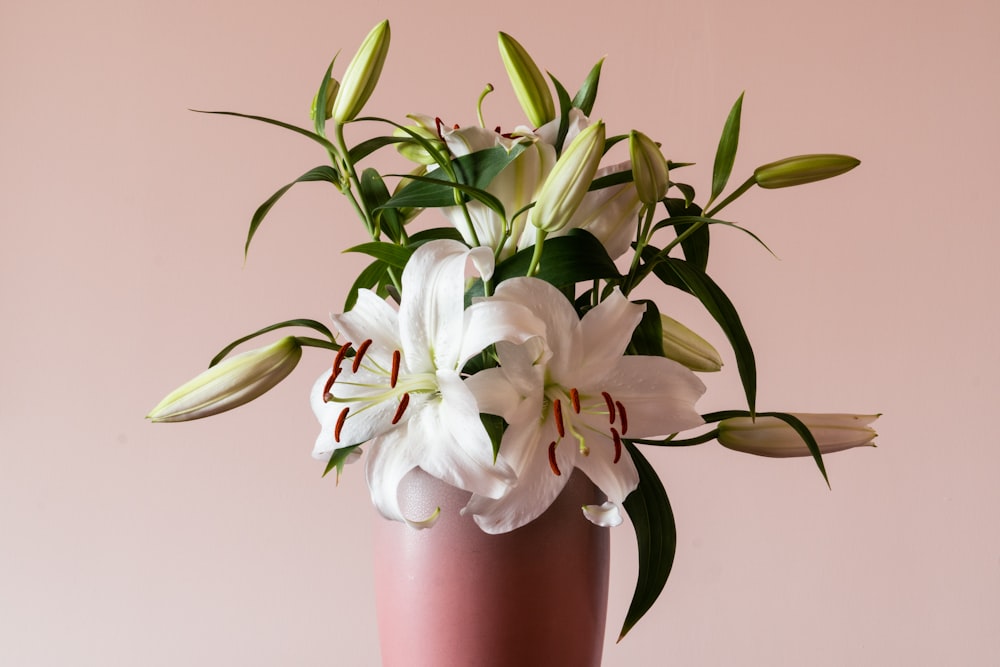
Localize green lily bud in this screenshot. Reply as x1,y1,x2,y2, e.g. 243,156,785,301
659,314,723,372
629,130,670,205
717,413,879,457
753,154,860,189
147,337,302,423
498,32,555,128
531,121,605,233
310,78,340,121
331,20,391,123
393,115,444,165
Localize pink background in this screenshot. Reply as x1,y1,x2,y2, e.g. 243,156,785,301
3,0,998,664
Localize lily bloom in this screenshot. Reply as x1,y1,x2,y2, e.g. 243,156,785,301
717,413,878,457
464,279,706,533
311,240,544,527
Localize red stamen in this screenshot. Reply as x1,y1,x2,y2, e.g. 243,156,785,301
333,342,352,377
434,117,445,140
494,125,502,133
453,123,460,130
321,367,337,402
334,406,349,443
390,350,401,388
391,393,410,425
352,339,372,373
611,427,622,463
553,399,565,438
569,388,581,414
616,401,628,435
602,391,616,423
548,441,562,476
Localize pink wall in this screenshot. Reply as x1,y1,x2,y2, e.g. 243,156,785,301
3,0,998,664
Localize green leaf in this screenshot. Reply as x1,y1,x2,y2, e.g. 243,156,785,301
406,227,465,244
344,259,390,311
191,109,337,152
572,57,604,116
709,92,744,206
549,73,573,155
348,135,408,163
312,56,337,137
209,319,336,367
344,241,413,269
651,257,757,415
358,168,404,243
620,443,677,641
480,413,506,462
381,144,525,210
667,200,710,271
764,412,830,487
245,165,339,258
493,229,621,287
629,299,665,357
589,168,634,191
323,444,361,480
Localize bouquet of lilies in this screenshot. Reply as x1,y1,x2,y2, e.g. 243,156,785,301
148,20,877,637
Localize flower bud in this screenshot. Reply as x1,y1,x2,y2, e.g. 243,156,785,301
331,20,391,123
629,130,670,204
717,413,878,458
310,78,340,121
497,32,555,128
659,314,723,372
393,114,444,165
147,337,302,423
531,121,605,233
753,154,860,189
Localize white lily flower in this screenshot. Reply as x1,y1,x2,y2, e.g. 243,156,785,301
464,279,706,533
433,109,640,261
311,240,545,528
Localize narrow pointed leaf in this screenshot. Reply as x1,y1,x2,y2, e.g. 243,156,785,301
209,319,336,367
763,412,830,487
667,200,709,271
344,241,412,268
572,57,604,116
629,299,665,357
323,444,361,479
358,168,403,243
549,73,573,155
344,259,390,311
620,443,676,640
192,109,336,152
245,165,339,257
312,56,337,136
348,135,408,163
709,92,744,204
493,230,621,286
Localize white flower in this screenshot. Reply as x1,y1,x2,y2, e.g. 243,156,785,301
311,240,544,527
464,278,706,533
432,109,640,261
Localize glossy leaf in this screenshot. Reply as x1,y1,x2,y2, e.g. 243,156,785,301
620,443,676,641
192,109,337,152
493,229,621,286
549,73,573,155
629,299,665,357
358,168,403,243
312,57,337,136
245,165,339,258
323,444,361,480
666,200,709,271
572,57,604,116
344,241,412,268
651,257,756,415
344,259,390,311
348,135,408,163
709,92,744,205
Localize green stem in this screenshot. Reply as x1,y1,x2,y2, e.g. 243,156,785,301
526,227,547,277
704,176,755,218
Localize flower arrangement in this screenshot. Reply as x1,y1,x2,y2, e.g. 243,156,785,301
149,20,877,639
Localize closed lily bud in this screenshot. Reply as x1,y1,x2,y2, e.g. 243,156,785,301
659,314,723,372
310,78,340,121
717,413,879,458
393,115,444,165
629,130,670,205
498,32,555,128
531,121,605,233
753,154,860,189
147,337,302,423
331,20,391,123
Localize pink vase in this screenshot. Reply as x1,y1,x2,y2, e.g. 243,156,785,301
373,468,610,667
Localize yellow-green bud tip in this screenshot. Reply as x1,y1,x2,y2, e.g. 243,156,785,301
497,32,555,128
629,130,670,205
331,20,391,124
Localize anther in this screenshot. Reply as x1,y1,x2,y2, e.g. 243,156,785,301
553,399,565,438
616,401,628,435
391,393,410,425
611,428,623,463
352,339,373,373
321,368,337,402
548,441,562,476
602,391,616,423
334,406,350,443
333,342,352,377
390,350,401,388
569,388,581,414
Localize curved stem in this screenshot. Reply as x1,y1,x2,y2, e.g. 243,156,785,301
704,176,755,218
